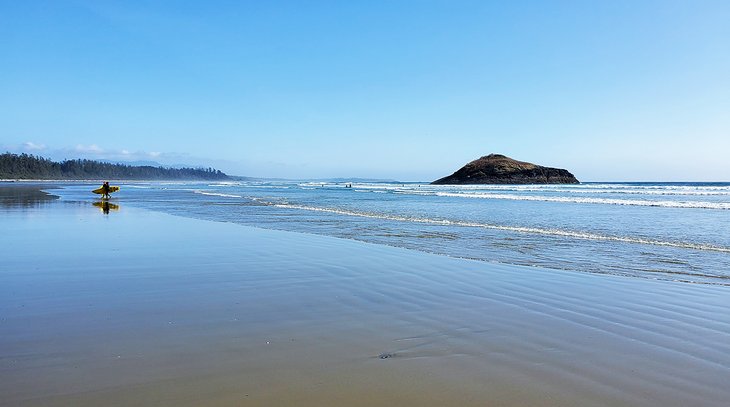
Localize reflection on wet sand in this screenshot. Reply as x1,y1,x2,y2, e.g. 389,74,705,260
0,183,58,209
93,201,120,214
3,194,730,407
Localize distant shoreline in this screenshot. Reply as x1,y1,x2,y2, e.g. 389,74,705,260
4,179,728,185
0,179,226,183
0,153,229,181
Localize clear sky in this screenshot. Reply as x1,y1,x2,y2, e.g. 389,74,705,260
2,1,729,181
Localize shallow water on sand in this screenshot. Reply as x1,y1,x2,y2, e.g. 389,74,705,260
2,190,729,406
50,181,730,285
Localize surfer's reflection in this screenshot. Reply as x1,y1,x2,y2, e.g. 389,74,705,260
93,201,120,214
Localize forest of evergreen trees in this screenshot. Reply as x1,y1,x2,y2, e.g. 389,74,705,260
0,153,230,180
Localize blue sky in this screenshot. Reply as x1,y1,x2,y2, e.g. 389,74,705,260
2,1,729,181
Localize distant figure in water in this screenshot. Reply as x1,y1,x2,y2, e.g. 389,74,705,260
101,181,110,199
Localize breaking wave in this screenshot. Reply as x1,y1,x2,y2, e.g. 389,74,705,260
429,192,730,210
260,201,730,253
192,190,243,198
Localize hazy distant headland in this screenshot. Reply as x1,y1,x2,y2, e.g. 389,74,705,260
0,153,230,180
432,154,579,185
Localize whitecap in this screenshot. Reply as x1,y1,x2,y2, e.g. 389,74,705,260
261,201,730,253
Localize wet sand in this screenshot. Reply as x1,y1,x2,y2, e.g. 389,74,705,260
1,187,729,406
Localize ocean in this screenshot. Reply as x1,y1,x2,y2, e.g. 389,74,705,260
53,181,730,285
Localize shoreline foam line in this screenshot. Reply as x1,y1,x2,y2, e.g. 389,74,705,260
430,192,730,210
191,190,244,198
259,201,730,254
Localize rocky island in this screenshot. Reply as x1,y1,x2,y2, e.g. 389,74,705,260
432,154,579,185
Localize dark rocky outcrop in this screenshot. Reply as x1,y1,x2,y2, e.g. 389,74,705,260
432,154,579,185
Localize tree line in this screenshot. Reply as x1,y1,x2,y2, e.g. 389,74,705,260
0,153,230,180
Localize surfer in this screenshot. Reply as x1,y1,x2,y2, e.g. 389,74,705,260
101,182,110,199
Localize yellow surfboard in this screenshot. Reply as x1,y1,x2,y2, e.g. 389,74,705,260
92,186,120,194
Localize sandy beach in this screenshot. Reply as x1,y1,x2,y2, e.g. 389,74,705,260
1,185,729,406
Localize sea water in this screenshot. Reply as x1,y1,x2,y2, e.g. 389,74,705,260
53,181,730,285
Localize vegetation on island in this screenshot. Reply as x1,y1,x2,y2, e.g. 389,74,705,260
0,153,230,180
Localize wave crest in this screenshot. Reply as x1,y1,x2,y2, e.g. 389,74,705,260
261,201,730,253
430,192,730,210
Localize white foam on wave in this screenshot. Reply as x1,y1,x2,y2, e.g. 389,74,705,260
489,188,730,196
431,192,730,210
208,182,242,187
304,183,730,198
262,201,730,253
192,190,243,198
240,184,291,189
